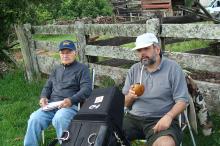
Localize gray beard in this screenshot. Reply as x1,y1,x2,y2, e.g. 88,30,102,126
141,55,156,66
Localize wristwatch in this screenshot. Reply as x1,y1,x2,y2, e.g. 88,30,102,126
124,107,129,114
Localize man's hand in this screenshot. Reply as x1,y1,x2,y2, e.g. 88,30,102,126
39,97,48,108
153,114,173,133
58,98,72,109
125,85,138,107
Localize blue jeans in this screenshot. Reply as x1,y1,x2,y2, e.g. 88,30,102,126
24,105,78,146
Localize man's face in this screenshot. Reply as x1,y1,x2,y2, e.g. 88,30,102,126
136,44,160,66
59,49,77,65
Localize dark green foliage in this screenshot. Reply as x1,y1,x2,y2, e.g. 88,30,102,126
0,0,113,51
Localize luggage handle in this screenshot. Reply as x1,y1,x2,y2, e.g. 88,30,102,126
58,131,70,141
88,133,97,146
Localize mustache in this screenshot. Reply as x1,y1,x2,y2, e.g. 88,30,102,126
141,56,150,60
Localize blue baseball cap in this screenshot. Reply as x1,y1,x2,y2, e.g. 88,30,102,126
59,40,76,51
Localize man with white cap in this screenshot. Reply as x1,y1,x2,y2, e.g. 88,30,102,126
122,33,189,146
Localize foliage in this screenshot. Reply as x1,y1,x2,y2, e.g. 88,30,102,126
0,0,112,51
57,0,112,19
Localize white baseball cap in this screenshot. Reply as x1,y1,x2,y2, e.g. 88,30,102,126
132,33,158,51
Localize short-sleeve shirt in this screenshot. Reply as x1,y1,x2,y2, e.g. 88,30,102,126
122,57,189,117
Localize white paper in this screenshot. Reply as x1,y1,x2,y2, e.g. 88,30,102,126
42,101,63,111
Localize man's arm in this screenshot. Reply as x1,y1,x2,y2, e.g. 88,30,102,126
68,66,92,104
153,63,189,133
153,100,187,133
125,85,138,107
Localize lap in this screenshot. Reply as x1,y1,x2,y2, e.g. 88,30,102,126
53,105,78,120
30,105,78,122
123,113,182,146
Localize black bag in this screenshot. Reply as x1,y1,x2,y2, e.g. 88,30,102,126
60,87,129,146
74,87,124,130
62,120,113,146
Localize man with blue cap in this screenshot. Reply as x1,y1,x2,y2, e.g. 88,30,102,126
24,40,92,146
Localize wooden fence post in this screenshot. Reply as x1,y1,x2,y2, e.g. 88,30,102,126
15,24,40,81
146,18,160,35
74,21,88,64
130,13,133,22
146,18,164,51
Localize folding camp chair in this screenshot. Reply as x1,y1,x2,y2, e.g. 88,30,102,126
179,107,197,146
42,68,95,145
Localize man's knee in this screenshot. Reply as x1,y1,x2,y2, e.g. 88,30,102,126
28,112,42,125
52,113,64,126
152,136,176,146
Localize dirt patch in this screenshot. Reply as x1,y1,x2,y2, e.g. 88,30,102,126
186,47,220,56
189,70,220,84
88,36,135,46
97,58,136,67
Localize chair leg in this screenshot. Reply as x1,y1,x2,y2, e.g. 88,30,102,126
184,111,196,146
42,130,45,145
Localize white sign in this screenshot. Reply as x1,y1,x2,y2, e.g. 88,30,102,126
94,96,104,104
89,104,101,109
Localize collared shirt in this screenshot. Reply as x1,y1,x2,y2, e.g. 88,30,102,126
40,61,92,105
122,57,189,117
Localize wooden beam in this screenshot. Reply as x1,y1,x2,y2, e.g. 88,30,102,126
74,21,88,64
161,23,220,39
35,41,59,51
32,20,220,39
36,55,60,75
15,24,40,81
84,24,147,36
164,52,220,73
85,45,138,60
88,63,128,85
35,40,78,51
32,25,75,34
195,80,220,114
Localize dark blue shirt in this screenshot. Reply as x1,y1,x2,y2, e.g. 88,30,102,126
40,61,92,105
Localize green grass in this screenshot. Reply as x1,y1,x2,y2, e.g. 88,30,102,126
0,69,45,146
121,42,135,49
33,34,77,42
165,39,212,52
95,35,114,41
120,39,212,52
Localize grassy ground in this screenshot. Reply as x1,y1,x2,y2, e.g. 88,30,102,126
0,69,45,146
0,69,220,146
121,39,212,52
33,34,77,42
